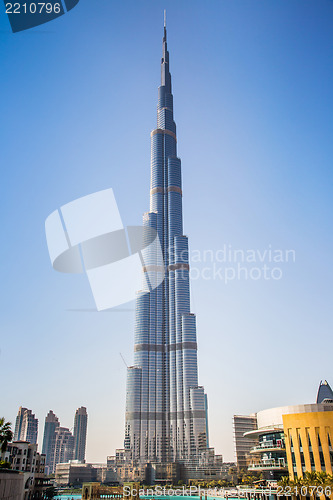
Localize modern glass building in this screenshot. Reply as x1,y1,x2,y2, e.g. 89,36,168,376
233,414,258,471
42,410,60,474
13,406,38,445
50,427,74,473
316,380,333,404
73,406,88,462
124,22,211,467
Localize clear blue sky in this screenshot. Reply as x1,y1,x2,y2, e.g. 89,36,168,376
1,0,332,462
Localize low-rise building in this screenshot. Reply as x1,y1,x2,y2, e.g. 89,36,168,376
55,461,117,487
0,469,24,500
283,405,333,479
233,414,258,471
5,441,48,499
244,402,333,483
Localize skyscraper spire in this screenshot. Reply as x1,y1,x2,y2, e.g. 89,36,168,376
124,18,213,471
161,13,171,92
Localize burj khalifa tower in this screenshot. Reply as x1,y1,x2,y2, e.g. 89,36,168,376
124,20,211,467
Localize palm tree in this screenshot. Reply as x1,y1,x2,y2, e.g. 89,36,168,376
303,471,318,485
316,471,329,486
290,476,304,500
278,475,290,485
277,475,290,500
0,418,13,457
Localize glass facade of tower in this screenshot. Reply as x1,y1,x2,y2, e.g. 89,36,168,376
124,25,209,465
73,406,88,462
42,410,60,474
14,407,38,445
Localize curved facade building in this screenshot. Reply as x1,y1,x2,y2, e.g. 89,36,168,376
245,403,333,482
283,406,333,479
124,24,209,466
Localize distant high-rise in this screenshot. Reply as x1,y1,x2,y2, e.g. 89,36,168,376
124,21,213,466
42,410,60,473
316,380,333,403
73,406,88,462
233,414,258,471
49,427,74,473
14,407,38,444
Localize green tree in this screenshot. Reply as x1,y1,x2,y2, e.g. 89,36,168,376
303,471,318,487
0,418,13,456
316,471,329,486
44,486,57,499
0,460,11,469
277,475,290,487
290,476,303,500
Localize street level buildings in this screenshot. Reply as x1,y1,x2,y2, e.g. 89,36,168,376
55,461,106,487
244,400,333,482
4,441,48,499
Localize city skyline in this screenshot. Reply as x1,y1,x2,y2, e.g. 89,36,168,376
1,0,332,464
11,405,88,473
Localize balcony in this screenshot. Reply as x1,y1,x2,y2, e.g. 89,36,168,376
250,441,285,453
248,459,287,471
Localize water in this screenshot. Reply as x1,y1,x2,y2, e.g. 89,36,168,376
55,495,82,500
56,496,238,500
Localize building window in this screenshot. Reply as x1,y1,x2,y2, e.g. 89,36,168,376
307,429,312,449
309,451,315,468
319,451,325,469
299,434,303,451
318,433,322,449
299,436,305,467
291,451,296,467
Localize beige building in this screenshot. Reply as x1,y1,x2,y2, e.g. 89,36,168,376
233,414,258,471
4,441,48,499
55,461,117,487
0,470,24,500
